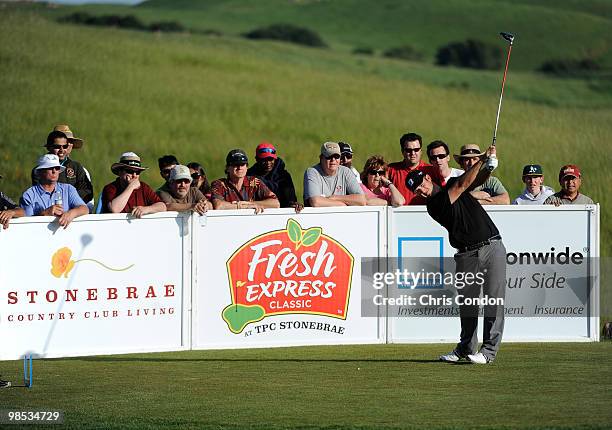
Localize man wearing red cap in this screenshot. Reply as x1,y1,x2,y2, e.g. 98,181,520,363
544,165,594,205
247,142,302,211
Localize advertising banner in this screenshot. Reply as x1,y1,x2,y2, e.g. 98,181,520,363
192,208,386,349
387,205,599,342
0,213,190,360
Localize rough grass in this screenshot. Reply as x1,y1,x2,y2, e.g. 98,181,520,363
1,344,611,429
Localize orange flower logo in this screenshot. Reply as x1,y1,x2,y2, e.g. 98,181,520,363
50,247,134,279
51,247,75,278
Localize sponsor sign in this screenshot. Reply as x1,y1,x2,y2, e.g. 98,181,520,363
193,208,385,349
0,214,189,360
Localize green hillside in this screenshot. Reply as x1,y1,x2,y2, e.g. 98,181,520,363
38,0,612,71
0,2,610,266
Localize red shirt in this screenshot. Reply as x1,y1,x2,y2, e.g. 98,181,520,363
102,178,162,213
387,160,437,205
210,176,277,203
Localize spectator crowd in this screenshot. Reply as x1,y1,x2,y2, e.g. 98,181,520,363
0,125,595,229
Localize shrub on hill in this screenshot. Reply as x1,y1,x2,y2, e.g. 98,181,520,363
382,45,423,61
436,39,502,70
243,24,327,48
59,13,185,34
352,47,374,55
539,58,601,76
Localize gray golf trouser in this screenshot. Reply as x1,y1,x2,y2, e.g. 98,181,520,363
453,239,506,361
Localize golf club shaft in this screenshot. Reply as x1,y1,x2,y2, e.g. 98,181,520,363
492,42,513,147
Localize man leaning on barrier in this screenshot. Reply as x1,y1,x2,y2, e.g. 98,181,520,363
303,141,365,207
20,154,89,229
0,172,25,229
157,165,212,215
406,144,506,365
102,152,166,218
211,149,279,214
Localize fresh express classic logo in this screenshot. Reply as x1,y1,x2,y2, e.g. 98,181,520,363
222,219,354,334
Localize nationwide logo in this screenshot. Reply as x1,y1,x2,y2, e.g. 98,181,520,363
222,219,354,334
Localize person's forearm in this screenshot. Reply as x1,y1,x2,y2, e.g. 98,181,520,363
257,198,280,209
488,193,510,205
213,200,240,210
146,202,166,214
366,197,388,206
165,202,195,212
389,184,405,206
308,196,347,207
329,194,366,206
108,188,133,213
68,205,89,219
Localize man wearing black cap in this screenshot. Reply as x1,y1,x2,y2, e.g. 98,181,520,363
406,145,506,364
31,126,93,207
512,164,554,205
211,149,279,214
339,141,361,184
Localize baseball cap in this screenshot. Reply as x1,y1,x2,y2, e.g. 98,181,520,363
522,164,543,177
169,165,193,183
339,142,353,156
321,141,341,158
559,164,581,180
405,169,425,192
35,154,66,172
255,142,277,160
226,149,248,165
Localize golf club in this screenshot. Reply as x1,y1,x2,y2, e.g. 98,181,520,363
492,31,515,147
487,32,515,171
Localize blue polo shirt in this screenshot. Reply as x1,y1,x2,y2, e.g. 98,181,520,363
20,183,86,216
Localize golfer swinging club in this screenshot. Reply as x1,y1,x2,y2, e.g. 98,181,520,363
405,145,505,364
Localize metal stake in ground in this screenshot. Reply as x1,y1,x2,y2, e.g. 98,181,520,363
23,354,33,388
492,31,515,147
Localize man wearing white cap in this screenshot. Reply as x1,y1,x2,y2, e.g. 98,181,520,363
303,141,365,207
157,165,212,214
0,173,25,229
102,152,166,218
20,154,88,228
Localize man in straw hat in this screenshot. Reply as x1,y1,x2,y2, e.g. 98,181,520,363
0,172,25,229
453,144,509,205
31,125,93,206
101,152,166,218
20,154,89,228
405,145,506,364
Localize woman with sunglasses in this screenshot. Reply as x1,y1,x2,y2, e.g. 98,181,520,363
187,162,212,199
359,156,405,207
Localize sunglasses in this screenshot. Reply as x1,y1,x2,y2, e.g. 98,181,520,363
259,157,275,162
191,173,202,179
123,169,141,175
44,166,62,172
175,178,191,184
368,169,386,176
257,148,276,155
325,154,341,160
340,154,352,159
402,147,421,153
429,153,448,160
50,144,70,150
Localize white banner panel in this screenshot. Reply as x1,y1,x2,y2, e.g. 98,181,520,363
192,208,386,349
0,213,190,360
388,205,599,343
